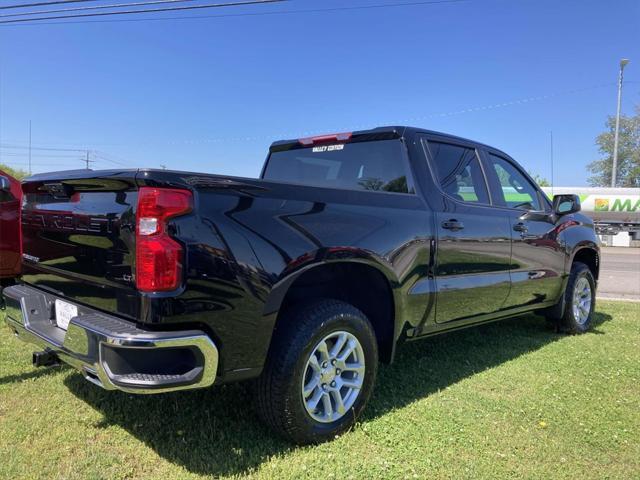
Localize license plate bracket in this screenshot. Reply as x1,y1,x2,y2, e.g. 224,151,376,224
54,299,78,331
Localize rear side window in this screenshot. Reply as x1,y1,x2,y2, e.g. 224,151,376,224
263,139,413,193
487,154,542,211
426,141,490,204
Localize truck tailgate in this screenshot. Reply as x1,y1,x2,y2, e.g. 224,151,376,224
20,170,141,319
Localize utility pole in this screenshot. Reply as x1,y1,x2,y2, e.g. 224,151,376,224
85,150,90,169
28,120,32,174
611,58,629,187
550,131,554,197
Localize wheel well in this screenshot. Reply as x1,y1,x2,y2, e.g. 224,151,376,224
573,248,599,280
275,263,396,363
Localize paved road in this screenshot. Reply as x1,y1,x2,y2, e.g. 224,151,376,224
598,247,640,301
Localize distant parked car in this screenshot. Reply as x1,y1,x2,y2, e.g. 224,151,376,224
0,170,22,283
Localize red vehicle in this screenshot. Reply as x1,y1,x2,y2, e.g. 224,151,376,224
0,170,22,282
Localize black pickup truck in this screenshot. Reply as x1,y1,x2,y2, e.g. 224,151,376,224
2,126,599,444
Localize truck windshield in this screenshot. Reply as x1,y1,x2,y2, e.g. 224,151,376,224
263,139,412,194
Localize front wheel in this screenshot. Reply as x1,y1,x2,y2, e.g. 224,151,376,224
256,299,378,445
560,261,596,333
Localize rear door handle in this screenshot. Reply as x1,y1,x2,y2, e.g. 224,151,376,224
513,222,528,233
442,219,464,231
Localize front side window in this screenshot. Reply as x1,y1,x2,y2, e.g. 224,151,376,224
487,154,542,211
0,188,15,203
426,141,489,204
263,139,413,194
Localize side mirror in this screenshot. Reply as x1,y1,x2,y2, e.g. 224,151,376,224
0,175,11,192
553,194,580,216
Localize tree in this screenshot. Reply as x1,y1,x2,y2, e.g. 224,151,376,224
587,105,640,187
0,163,29,180
531,174,550,187
496,164,550,187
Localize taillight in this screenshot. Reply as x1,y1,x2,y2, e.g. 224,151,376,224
298,132,352,146
136,187,192,292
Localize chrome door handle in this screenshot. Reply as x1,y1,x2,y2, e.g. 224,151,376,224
513,222,528,233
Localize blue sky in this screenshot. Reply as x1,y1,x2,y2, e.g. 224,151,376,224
0,0,638,185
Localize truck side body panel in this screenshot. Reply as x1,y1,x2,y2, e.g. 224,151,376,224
137,172,435,375
8,127,599,383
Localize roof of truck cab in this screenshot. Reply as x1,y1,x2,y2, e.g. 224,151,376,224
269,126,505,155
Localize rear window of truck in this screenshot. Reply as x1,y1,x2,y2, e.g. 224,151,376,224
263,139,413,194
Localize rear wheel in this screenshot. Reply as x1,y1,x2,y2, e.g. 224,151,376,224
256,299,378,445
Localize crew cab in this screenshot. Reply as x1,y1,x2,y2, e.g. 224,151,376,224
1,127,599,444
0,170,22,283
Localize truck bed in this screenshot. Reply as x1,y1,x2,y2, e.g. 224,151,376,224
19,166,427,376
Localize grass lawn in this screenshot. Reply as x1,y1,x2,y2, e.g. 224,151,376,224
1,301,638,479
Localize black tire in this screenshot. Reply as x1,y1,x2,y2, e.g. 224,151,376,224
256,299,378,445
556,261,596,334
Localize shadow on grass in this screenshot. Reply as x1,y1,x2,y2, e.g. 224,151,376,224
0,364,67,386
63,311,612,477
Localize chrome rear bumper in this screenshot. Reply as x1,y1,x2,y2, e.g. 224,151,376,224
2,284,218,394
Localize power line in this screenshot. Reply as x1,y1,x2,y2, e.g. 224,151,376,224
93,152,128,166
0,0,469,25
168,81,625,144
0,0,97,10
3,159,125,168
155,82,625,145
0,144,131,170
0,144,129,170
0,0,197,19
1,161,86,166
0,143,87,152
0,0,287,23
28,120,32,174
1,151,87,158
1,81,616,151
